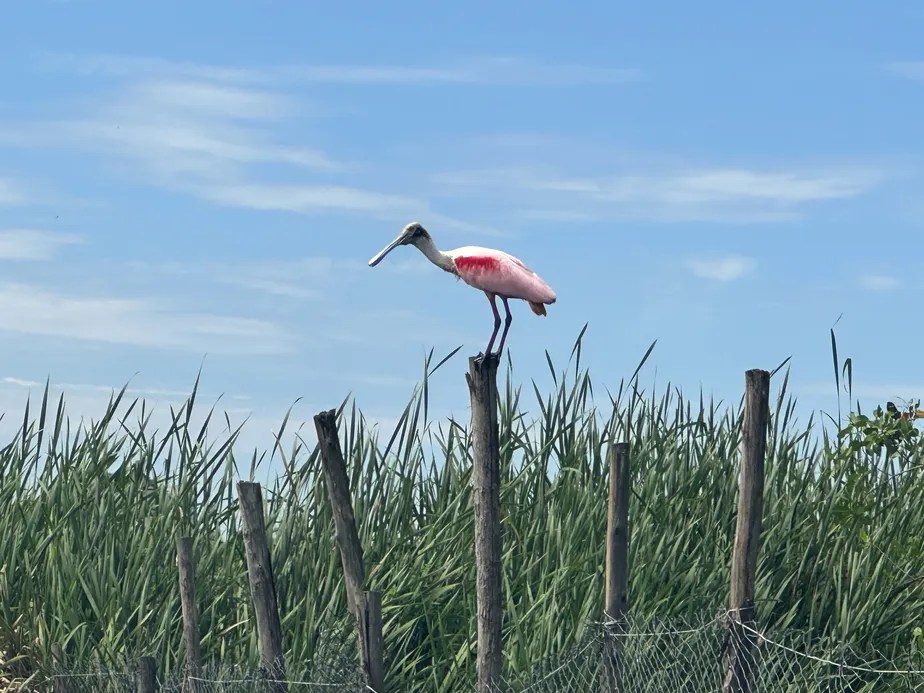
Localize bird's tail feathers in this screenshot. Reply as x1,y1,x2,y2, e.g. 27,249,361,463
529,301,547,316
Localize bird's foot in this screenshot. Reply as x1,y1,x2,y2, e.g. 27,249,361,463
475,350,501,363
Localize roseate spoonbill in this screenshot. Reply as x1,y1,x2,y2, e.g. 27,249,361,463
368,222,556,357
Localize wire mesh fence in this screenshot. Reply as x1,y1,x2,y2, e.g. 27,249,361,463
13,609,924,692
33,648,369,692
36,661,369,692
497,610,924,693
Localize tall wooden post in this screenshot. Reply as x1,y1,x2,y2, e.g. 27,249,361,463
314,409,366,618
466,354,503,692
237,481,287,692
176,536,202,693
722,369,770,693
600,442,630,692
315,409,386,692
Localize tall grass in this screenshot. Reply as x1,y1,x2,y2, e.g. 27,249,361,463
0,334,922,691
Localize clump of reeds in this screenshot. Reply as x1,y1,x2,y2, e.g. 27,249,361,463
0,330,921,691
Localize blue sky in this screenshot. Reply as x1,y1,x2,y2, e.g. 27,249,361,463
1,1,923,459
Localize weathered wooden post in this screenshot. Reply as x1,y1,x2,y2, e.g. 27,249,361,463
176,536,202,693
358,590,386,691
314,408,386,692
600,441,630,692
722,369,770,693
466,354,503,692
237,481,287,692
50,643,67,693
136,656,157,693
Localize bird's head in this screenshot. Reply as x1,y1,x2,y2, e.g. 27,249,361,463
368,222,431,267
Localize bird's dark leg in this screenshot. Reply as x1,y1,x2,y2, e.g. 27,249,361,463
483,292,502,357
495,297,513,356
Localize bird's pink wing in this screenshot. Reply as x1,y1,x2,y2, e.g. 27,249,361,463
450,247,556,304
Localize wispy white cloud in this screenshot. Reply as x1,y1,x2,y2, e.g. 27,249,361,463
435,166,882,202
278,58,642,86
434,164,885,223
847,385,924,402
0,179,26,205
191,182,423,217
885,61,924,83
1,79,343,182
145,254,430,302
0,282,292,354
0,73,449,225
2,376,43,388
859,273,900,291
40,52,643,87
800,380,924,402
687,254,756,282
0,70,480,225
0,229,81,260
2,374,250,401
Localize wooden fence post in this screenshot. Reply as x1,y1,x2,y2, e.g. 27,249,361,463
600,441,630,692
136,656,157,693
722,369,770,693
314,409,386,692
237,481,287,693
359,590,386,691
176,536,202,693
50,643,67,693
466,354,503,692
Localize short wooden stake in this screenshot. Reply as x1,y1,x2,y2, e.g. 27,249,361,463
176,536,202,693
600,442,630,692
135,656,157,693
50,643,67,693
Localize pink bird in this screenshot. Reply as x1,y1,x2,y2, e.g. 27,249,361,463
368,222,557,357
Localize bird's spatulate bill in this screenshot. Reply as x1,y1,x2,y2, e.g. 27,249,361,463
368,235,403,267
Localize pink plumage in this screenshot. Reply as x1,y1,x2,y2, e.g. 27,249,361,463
448,246,557,316
368,223,557,357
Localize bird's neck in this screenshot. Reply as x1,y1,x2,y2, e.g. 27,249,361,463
417,237,456,274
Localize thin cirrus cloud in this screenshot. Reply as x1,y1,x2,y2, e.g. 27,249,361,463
859,274,900,291
0,79,344,181
191,182,425,217
800,380,924,402
0,73,452,224
0,178,26,205
1,375,251,405
11,52,640,226
0,282,293,354
2,375,201,400
687,254,757,282
145,254,432,302
885,61,924,82
40,52,644,87
0,229,81,260
434,165,886,223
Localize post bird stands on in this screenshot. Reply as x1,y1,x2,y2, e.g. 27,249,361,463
368,222,557,357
